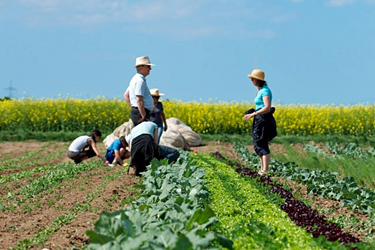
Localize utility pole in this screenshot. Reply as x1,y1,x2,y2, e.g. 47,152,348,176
4,80,17,98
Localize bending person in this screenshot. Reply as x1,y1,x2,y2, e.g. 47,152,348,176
105,136,131,166
127,121,179,176
67,130,106,164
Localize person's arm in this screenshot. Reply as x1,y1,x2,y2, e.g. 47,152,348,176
128,139,132,153
255,96,271,115
123,89,131,107
154,128,159,144
88,140,106,162
243,96,271,121
161,110,167,131
136,95,147,119
114,150,123,164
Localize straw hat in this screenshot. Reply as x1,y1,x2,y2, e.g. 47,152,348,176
135,56,155,67
150,88,165,97
247,69,265,81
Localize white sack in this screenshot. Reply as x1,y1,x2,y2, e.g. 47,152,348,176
103,119,134,148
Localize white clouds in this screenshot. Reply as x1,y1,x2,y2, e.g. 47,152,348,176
11,0,283,39
16,0,204,24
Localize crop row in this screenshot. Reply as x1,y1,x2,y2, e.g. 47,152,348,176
194,153,324,249
212,152,366,247
1,161,99,212
1,98,375,135
0,142,53,167
86,153,231,249
233,143,375,217
11,167,129,250
304,142,375,159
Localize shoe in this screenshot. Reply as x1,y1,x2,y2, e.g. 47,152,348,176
128,165,136,175
258,170,266,176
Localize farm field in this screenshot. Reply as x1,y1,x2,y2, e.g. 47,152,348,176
1,138,375,249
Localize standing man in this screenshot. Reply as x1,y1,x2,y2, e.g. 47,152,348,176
124,56,155,126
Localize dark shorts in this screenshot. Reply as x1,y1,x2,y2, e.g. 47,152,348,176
253,138,270,156
67,147,96,164
105,150,115,163
130,107,151,126
130,134,161,175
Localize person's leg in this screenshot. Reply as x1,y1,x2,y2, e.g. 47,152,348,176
159,145,179,164
254,139,270,175
67,151,84,164
119,148,131,160
157,126,163,143
74,147,97,164
258,155,263,173
130,108,142,126
261,154,270,173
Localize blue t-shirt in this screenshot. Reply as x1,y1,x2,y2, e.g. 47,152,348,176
106,138,122,157
130,121,158,140
254,85,272,110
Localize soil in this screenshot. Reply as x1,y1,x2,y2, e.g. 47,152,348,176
0,141,371,249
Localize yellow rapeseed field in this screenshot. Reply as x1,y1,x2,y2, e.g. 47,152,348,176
1,98,374,136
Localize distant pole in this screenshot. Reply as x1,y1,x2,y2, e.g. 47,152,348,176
5,80,17,98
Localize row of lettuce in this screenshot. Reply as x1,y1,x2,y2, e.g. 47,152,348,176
1,98,375,136
86,151,371,250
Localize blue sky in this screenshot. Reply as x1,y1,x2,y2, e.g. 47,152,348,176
1,0,375,105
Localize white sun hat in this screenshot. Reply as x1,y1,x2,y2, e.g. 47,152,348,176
150,88,165,97
135,56,155,67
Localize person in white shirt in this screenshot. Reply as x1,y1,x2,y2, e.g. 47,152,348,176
124,56,155,126
67,130,106,164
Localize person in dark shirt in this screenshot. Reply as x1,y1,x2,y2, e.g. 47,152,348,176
149,88,167,143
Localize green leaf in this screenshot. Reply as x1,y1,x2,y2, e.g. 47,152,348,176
173,234,193,250
215,233,234,250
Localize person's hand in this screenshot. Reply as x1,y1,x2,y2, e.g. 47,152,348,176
163,124,168,131
243,113,254,121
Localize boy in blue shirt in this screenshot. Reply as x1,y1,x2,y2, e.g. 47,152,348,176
105,136,130,166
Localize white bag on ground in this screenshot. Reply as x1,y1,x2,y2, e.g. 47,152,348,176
104,117,201,150
103,134,118,149
160,118,201,150
177,125,202,147
160,128,189,150
103,119,134,148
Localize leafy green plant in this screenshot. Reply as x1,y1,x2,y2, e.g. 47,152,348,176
325,142,375,159
86,153,232,250
234,143,375,217
194,153,322,250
